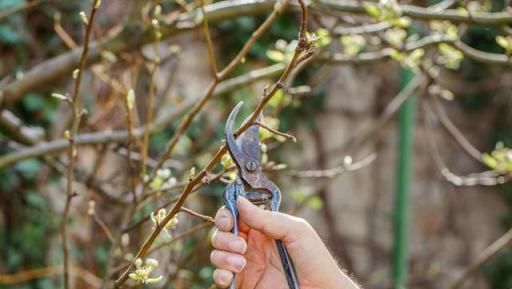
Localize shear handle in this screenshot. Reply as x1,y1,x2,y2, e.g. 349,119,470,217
223,180,300,289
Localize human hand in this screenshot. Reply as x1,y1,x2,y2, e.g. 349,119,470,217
210,197,360,289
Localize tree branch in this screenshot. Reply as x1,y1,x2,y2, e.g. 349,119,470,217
448,228,512,289
61,2,100,288
113,0,312,286
2,0,511,109
0,110,44,145
0,62,285,169
317,0,512,25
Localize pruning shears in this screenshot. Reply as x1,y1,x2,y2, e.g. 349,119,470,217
223,102,300,289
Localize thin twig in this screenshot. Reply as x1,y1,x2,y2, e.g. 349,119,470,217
53,13,126,94
286,153,377,178
423,98,509,186
93,214,115,243
140,37,161,182
61,2,100,289
429,96,483,163
200,0,219,76
180,207,215,223
123,90,138,206
122,170,226,233
147,222,212,254
254,121,297,142
447,228,512,289
0,264,101,288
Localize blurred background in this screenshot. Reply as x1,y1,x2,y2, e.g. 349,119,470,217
0,0,511,289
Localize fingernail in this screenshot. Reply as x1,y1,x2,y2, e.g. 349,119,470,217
231,239,246,253
229,256,246,271
220,273,230,286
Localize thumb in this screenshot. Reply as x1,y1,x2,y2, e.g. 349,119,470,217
237,197,308,243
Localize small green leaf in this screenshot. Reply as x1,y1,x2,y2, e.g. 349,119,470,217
440,89,454,101
51,93,68,101
266,50,286,62
126,89,135,110
456,7,469,15
101,50,117,63
438,44,463,70
388,17,411,28
307,196,324,210
496,35,512,54
363,4,381,17
482,153,497,169
496,36,509,49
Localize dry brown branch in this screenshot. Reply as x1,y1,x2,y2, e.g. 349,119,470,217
200,0,219,76
180,207,215,223
61,2,101,288
113,1,312,286
254,121,297,142
0,0,42,20
147,0,292,185
0,264,101,288
122,170,226,233
147,222,213,254
140,61,158,182
430,95,485,163
2,0,512,109
122,90,138,205
0,63,286,169
0,0,276,108
423,98,509,186
0,110,44,145
447,228,512,289
317,0,512,25
286,153,377,178
334,22,391,36
93,213,115,243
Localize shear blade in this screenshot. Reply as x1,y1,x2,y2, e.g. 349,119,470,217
225,101,262,166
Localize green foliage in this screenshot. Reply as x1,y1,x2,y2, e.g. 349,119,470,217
483,250,512,289
437,44,464,70
0,24,23,44
496,35,512,55
363,0,410,28
217,14,297,63
482,142,512,173
340,35,366,57
390,48,424,71
291,188,323,210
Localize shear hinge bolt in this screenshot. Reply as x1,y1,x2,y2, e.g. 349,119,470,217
246,161,258,172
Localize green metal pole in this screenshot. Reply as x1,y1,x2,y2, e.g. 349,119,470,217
392,68,416,289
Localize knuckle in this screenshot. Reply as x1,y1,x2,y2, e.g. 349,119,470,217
212,232,228,249
211,230,218,245
291,217,312,232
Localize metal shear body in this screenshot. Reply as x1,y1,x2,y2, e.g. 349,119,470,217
223,102,300,289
